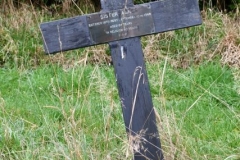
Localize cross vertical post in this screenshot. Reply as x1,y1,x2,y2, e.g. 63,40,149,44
100,0,164,159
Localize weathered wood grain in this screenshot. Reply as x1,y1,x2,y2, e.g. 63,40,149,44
101,0,164,159
100,0,134,11
151,0,201,33
40,16,91,54
40,0,201,54
110,38,164,159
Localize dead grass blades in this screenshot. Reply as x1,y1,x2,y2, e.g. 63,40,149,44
220,14,240,68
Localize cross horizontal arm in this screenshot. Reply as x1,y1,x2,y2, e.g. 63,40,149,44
40,0,201,54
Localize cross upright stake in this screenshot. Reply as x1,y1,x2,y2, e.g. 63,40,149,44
40,0,202,159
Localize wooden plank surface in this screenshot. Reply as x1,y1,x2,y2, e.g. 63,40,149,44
100,0,134,10
110,38,164,159
40,0,201,54
151,0,201,32
40,16,91,54
101,0,164,159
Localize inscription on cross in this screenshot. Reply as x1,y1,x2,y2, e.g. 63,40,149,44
40,0,202,159
87,5,155,43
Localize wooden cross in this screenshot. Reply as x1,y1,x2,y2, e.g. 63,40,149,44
40,0,201,159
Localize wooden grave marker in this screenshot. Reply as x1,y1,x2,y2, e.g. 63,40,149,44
40,0,202,159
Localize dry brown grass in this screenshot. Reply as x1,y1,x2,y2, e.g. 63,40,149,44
143,9,240,69
1,2,239,69
220,15,240,68
155,110,191,160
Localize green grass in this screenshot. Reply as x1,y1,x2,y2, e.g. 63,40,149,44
149,62,240,159
0,61,239,159
0,64,126,159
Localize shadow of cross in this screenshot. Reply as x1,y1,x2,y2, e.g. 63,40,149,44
40,0,202,159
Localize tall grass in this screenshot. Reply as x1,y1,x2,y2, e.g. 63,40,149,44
0,2,240,160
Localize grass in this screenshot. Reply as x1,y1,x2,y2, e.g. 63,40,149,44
0,64,126,159
0,62,239,159
147,61,240,159
0,3,240,160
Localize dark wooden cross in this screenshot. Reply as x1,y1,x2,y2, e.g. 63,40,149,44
40,0,201,159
